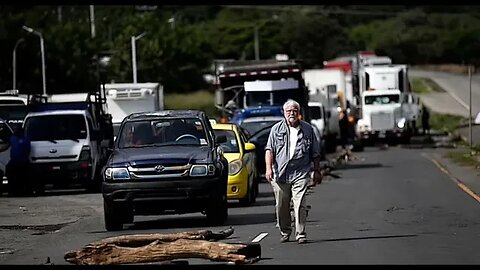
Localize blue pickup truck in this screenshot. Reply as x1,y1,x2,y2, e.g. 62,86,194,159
101,110,229,231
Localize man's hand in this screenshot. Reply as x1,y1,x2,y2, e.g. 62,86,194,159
313,170,322,185
265,168,273,182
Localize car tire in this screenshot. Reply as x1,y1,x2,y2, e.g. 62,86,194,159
86,166,102,193
252,180,259,204
239,183,253,206
206,194,228,226
104,200,124,231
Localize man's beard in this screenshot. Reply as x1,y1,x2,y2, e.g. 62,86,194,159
287,116,298,126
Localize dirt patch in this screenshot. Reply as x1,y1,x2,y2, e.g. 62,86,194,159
0,219,78,234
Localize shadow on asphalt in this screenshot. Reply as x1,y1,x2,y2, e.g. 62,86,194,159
246,199,275,207
256,190,274,198
335,163,388,170
124,211,277,231
308,234,418,243
0,188,97,197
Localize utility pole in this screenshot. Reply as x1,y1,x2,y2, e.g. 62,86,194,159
469,65,473,150
22,25,46,96
13,38,25,90
131,32,147,83
254,26,259,60
90,5,96,38
57,6,62,23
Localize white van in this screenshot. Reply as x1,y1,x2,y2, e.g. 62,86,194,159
22,108,105,193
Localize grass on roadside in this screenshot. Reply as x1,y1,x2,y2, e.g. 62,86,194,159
411,77,444,94
429,112,468,134
444,145,480,173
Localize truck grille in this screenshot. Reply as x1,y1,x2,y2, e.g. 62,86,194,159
370,112,394,131
128,164,191,179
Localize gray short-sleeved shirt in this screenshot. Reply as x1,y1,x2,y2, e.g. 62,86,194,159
265,119,320,184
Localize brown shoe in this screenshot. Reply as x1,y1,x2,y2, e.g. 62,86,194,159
297,237,307,244
280,235,290,243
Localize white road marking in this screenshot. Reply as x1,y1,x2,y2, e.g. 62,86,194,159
251,232,268,243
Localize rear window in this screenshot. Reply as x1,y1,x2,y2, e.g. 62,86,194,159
213,129,239,153
25,114,87,141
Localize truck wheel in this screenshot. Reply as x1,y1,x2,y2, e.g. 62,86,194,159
352,139,364,152
7,180,22,197
104,200,124,231
206,194,228,226
325,137,337,153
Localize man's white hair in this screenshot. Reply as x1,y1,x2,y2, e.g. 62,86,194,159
283,99,300,111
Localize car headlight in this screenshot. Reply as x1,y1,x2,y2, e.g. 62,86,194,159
397,118,406,129
104,167,130,180
228,159,243,176
190,164,215,177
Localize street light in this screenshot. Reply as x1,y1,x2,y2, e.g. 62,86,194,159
131,32,147,83
253,15,279,61
12,38,25,90
22,25,46,96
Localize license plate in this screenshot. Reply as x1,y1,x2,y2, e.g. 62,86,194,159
378,132,386,138
52,166,61,170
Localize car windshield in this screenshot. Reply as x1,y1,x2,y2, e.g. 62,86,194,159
364,94,400,105
24,114,87,141
213,129,239,153
118,117,208,148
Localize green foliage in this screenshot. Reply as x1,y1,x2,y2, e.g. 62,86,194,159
165,89,219,119
2,6,480,94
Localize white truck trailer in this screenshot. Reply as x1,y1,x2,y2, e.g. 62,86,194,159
103,83,164,139
303,68,346,153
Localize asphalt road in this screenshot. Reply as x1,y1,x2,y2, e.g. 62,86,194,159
0,145,479,265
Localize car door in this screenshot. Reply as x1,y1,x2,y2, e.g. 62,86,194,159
0,121,13,177
237,126,256,181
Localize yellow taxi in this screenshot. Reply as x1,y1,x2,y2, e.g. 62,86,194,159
212,123,258,206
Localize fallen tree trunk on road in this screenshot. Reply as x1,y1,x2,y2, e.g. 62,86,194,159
64,227,261,265
89,226,235,247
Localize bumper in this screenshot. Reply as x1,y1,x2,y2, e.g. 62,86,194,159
102,176,226,215
227,168,249,200
359,129,407,140
28,161,92,183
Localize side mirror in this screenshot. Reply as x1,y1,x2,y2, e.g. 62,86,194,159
244,142,256,152
215,135,227,144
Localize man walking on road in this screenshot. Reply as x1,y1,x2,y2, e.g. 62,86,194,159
265,99,322,244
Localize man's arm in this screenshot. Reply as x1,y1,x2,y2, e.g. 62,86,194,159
310,125,323,185
264,127,276,183
265,149,274,182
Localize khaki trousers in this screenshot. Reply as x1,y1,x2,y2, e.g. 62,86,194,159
271,178,309,240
